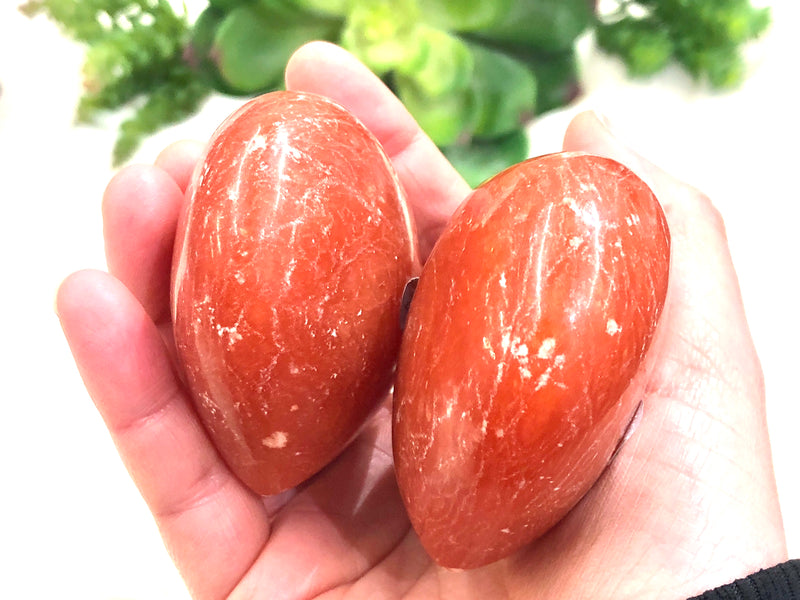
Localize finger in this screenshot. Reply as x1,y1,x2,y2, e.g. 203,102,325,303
562,112,772,465
285,41,471,259
562,111,758,376
563,111,690,212
543,111,787,589
56,270,269,600
231,403,415,598
155,140,205,194
102,164,183,323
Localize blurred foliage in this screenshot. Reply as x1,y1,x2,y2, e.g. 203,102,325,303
596,0,770,88
21,0,770,185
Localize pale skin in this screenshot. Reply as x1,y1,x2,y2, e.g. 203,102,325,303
56,42,787,599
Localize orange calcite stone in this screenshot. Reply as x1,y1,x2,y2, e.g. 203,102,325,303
393,152,670,568
171,91,418,495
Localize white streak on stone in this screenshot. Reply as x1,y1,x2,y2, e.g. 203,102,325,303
216,324,242,345
537,338,556,359
501,331,512,352
262,431,288,448
482,336,496,359
512,342,529,358
606,318,621,335
535,371,550,390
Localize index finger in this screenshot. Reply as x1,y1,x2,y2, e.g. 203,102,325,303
285,41,471,259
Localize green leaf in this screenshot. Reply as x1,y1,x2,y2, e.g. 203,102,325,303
471,0,593,52
468,42,537,139
597,0,770,89
288,0,349,18
596,17,673,77
75,1,191,122
678,43,746,89
185,5,245,95
208,0,254,10
417,0,510,32
396,25,475,98
394,74,478,147
212,3,340,93
339,0,420,75
443,128,530,188
519,48,579,114
113,69,210,165
747,6,772,38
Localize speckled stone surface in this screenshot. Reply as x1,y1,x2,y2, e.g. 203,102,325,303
172,91,419,495
393,152,670,568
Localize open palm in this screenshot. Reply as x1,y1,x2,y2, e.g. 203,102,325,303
57,43,786,600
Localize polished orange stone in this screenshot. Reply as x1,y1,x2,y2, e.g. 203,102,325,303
171,91,419,495
393,152,670,568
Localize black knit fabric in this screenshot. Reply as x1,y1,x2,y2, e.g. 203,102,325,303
689,560,800,600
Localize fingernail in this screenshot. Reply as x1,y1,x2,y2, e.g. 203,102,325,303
592,109,614,132
588,110,657,190
592,110,628,146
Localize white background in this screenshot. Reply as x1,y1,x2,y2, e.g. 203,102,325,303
1,1,797,598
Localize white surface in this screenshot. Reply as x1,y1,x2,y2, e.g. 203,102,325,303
1,2,797,598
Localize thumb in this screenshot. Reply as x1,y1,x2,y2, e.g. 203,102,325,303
550,110,788,593
563,111,757,381
562,111,675,198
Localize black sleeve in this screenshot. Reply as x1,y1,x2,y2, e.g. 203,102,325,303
689,559,800,600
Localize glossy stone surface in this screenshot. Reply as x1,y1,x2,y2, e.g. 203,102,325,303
172,91,418,495
393,152,670,568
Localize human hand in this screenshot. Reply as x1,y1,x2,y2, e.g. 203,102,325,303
57,42,787,599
